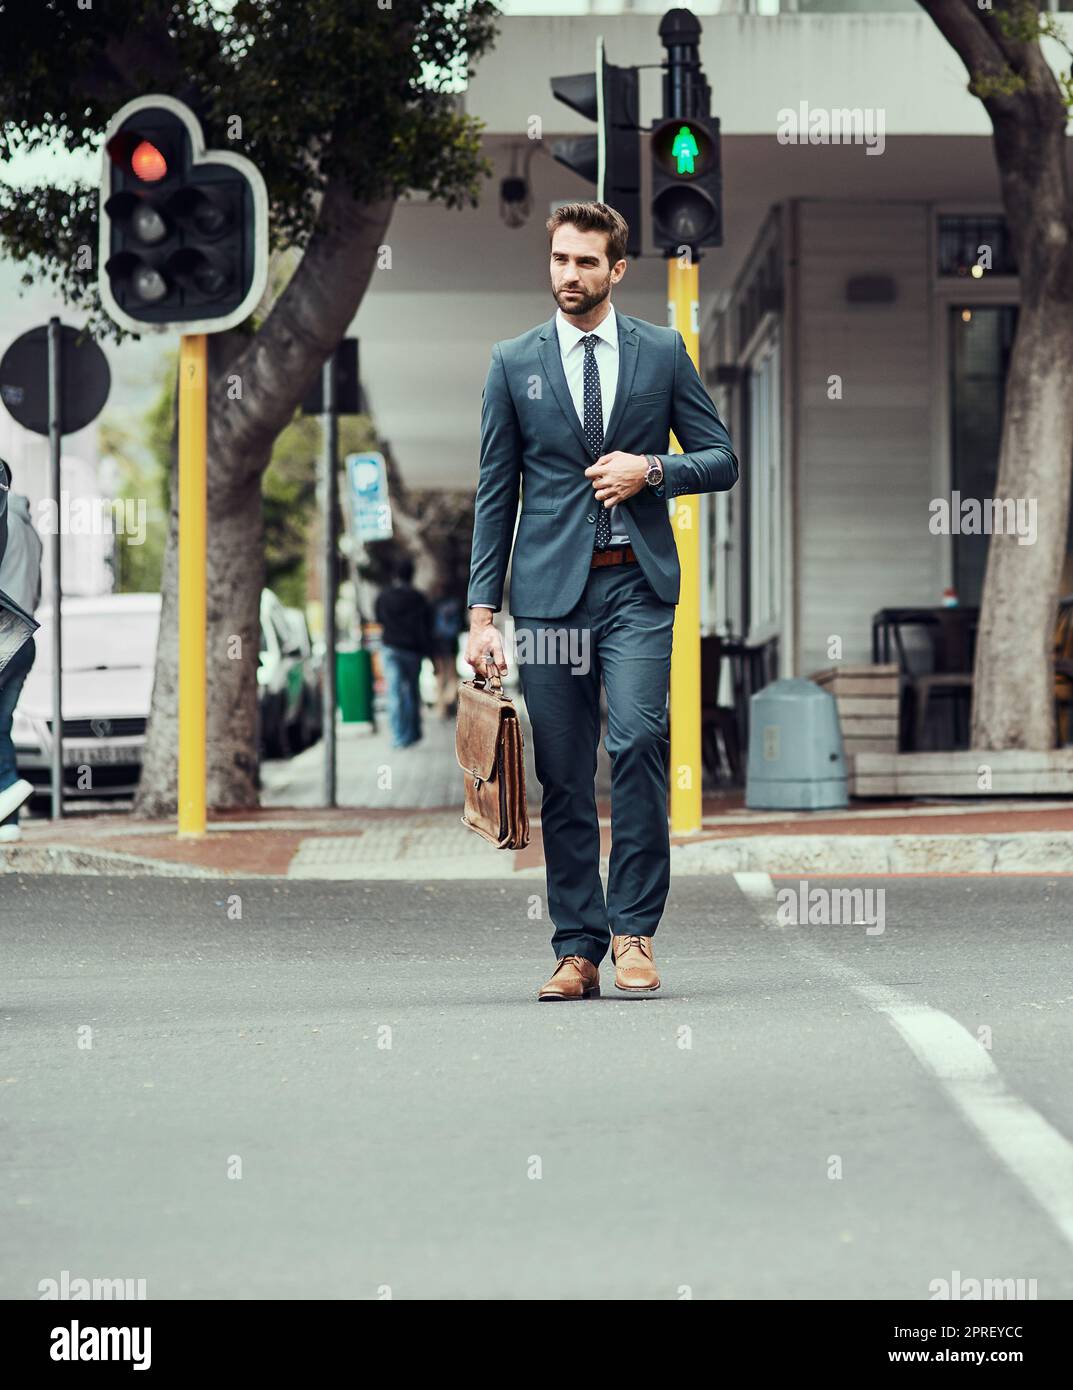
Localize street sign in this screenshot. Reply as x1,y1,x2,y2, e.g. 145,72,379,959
0,319,111,822
346,453,393,543
0,324,110,436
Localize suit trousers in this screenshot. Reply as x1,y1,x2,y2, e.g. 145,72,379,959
513,559,675,965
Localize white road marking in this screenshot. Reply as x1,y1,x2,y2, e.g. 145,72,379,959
734,871,1073,1253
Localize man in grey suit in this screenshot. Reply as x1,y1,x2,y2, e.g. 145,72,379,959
464,201,738,1001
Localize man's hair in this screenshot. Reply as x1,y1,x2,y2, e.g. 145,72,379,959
546,202,628,268
395,554,415,584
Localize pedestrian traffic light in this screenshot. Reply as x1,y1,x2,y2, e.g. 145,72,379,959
550,37,641,258
99,95,268,334
650,113,722,254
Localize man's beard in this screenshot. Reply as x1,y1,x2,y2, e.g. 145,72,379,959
554,276,610,317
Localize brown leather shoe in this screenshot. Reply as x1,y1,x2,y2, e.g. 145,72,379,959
538,955,600,1001
611,934,660,993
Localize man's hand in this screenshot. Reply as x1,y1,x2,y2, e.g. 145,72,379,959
464,611,509,680
583,451,648,506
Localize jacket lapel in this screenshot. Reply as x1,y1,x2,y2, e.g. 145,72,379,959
601,313,639,454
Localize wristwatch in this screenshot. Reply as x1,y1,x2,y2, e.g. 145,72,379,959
644,455,664,489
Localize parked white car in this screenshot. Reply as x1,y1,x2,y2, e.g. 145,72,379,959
14,592,161,806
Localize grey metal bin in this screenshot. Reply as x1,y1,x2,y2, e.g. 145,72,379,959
745,678,848,810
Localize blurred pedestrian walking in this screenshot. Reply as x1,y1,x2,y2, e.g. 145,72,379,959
0,458,43,837
375,554,433,749
429,584,463,720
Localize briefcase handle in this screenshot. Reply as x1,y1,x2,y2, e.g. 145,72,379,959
471,670,504,693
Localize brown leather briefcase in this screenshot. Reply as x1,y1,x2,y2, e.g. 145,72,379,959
456,671,530,849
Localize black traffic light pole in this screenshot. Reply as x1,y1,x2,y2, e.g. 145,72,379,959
651,9,722,256
321,356,338,809
660,7,710,122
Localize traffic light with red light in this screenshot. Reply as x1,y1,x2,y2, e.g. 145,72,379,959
650,113,722,254
98,95,268,334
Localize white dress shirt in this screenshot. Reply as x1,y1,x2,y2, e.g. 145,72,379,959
554,302,631,544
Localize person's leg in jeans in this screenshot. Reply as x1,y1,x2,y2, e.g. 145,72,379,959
381,646,408,748
399,650,422,745
0,637,36,825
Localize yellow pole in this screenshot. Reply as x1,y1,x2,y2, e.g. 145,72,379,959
668,257,702,835
177,334,207,837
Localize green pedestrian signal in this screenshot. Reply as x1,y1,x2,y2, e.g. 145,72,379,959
650,114,722,252
671,126,700,176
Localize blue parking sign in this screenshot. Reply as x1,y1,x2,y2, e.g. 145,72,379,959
346,452,392,542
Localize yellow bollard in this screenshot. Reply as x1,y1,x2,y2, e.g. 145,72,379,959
177,334,207,837
667,257,702,836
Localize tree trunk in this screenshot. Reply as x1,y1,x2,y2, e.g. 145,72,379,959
134,187,396,817
970,301,1073,748
915,1,1073,749
133,373,180,818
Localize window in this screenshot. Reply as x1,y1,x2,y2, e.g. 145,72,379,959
938,215,1017,277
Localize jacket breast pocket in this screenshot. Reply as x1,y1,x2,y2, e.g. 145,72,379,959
629,389,669,406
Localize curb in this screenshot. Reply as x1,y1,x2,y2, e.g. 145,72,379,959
0,845,242,878
669,830,1073,875
4,829,1073,879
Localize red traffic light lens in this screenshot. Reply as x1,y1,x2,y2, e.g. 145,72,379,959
131,140,168,182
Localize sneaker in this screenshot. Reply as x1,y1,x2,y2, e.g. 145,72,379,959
0,779,33,825
0,823,21,843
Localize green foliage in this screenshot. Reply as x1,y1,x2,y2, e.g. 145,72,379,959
97,353,175,593
262,408,377,608
970,1,1073,110
0,0,501,336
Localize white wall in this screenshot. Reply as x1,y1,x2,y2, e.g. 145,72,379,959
792,199,941,673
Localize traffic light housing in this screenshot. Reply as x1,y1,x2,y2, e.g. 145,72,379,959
99,95,268,334
550,38,641,259
650,113,722,254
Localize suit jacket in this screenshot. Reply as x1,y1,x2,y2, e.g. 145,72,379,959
467,309,738,619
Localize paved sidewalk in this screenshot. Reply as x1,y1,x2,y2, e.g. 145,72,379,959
5,795,1073,879
4,696,1073,878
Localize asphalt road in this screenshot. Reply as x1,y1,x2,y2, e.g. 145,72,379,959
1,874,1071,1300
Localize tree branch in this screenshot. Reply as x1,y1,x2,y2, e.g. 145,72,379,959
916,0,1026,118
218,178,395,463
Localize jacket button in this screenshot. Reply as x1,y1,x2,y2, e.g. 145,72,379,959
586,513,596,523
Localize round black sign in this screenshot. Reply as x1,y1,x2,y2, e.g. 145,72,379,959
0,323,111,436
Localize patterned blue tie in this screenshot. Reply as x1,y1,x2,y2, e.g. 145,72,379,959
582,335,613,550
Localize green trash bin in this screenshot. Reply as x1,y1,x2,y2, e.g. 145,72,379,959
336,645,373,723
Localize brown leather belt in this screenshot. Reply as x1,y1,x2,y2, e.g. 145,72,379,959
590,544,638,570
